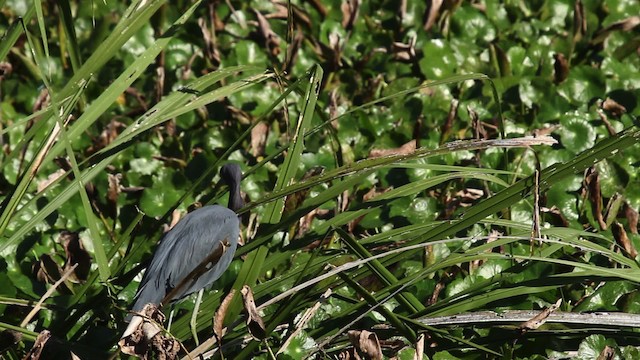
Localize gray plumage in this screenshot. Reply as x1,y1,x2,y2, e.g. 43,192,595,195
129,163,243,317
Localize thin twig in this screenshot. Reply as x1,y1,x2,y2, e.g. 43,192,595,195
21,263,78,327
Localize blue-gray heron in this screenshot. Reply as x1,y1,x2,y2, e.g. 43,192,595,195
127,163,243,340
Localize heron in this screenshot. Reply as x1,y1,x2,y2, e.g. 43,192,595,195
126,163,243,343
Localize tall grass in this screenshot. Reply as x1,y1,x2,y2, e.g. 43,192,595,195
0,1,639,359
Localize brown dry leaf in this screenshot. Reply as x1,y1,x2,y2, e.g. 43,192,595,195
392,36,417,62
379,338,405,354
213,288,237,340
307,0,328,17
0,62,12,80
440,99,459,143
210,1,225,31
151,155,187,169
454,188,484,205
597,345,615,360
337,348,359,360
268,2,312,28
254,9,280,56
297,208,330,238
586,170,606,228
573,0,587,42
119,304,169,359
553,53,569,84
241,285,266,340
592,16,640,44
596,107,617,137
602,97,626,117
284,167,324,215
107,173,122,219
611,222,638,258
251,121,269,158
341,0,360,30
32,88,50,113
155,51,165,102
60,231,91,283
329,32,343,67
623,202,639,235
328,88,340,128
518,299,562,332
53,157,73,175
427,282,445,306
283,30,305,73
585,167,606,230
87,118,126,154
347,330,383,360
23,330,51,360
362,186,392,202
541,206,570,227
532,124,561,137
197,17,220,65
423,0,443,31
369,140,416,158
37,169,67,194
150,334,180,360
33,254,62,285
125,87,149,111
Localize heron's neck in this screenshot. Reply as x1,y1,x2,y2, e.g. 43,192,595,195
228,183,243,213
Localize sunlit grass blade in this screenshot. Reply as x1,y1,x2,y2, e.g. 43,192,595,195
33,0,49,79
56,0,82,73
54,0,166,102
55,106,111,281
263,65,323,224
0,1,205,254
308,73,499,137
247,136,556,213
393,128,640,258
371,172,509,201
0,8,35,61
338,228,424,314
39,0,203,168
241,169,374,256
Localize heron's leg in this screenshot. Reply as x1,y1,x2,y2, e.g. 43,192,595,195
190,288,204,345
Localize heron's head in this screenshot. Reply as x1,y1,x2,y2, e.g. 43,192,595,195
220,163,242,186
220,163,243,211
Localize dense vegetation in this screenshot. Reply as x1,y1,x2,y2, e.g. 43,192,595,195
0,0,639,358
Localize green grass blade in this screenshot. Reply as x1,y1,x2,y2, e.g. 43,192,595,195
263,65,323,224
371,172,509,201
0,8,35,61
33,0,49,79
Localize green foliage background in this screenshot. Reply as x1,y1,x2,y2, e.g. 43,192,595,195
0,0,639,358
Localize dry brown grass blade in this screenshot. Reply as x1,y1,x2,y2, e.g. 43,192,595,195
611,222,638,258
241,285,266,341
213,288,236,340
414,333,425,360
22,330,51,360
119,304,182,360
518,299,562,332
347,330,383,360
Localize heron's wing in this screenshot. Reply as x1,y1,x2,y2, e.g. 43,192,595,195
132,205,239,311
